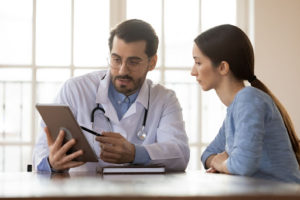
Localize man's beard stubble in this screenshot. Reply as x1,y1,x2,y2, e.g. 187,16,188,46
112,74,145,96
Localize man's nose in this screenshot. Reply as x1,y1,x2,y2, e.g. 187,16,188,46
118,62,130,74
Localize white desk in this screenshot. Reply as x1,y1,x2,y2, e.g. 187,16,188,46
1,170,300,199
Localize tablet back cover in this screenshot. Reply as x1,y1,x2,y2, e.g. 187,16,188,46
36,104,98,162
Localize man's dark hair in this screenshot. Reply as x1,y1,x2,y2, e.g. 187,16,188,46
109,19,159,58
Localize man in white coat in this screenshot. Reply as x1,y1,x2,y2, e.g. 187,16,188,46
33,19,190,172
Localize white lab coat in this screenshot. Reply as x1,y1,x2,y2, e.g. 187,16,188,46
33,70,190,172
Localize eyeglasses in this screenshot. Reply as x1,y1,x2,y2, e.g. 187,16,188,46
109,56,149,72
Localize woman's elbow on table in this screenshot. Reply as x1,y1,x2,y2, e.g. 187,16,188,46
227,157,259,176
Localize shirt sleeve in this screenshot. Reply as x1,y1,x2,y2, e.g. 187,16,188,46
226,94,267,176
133,145,151,164
37,156,52,172
201,122,226,169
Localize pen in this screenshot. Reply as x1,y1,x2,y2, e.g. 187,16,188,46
80,126,102,137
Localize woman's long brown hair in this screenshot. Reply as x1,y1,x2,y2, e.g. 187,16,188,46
194,24,300,166
250,79,300,166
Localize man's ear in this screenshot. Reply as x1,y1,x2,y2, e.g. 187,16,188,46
218,61,230,76
148,54,157,71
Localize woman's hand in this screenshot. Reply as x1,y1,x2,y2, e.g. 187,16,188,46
210,151,230,174
206,167,218,173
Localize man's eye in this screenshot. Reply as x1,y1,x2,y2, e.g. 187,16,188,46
113,58,121,63
128,60,140,66
195,62,201,65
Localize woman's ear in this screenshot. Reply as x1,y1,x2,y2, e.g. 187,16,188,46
218,61,230,76
148,54,157,71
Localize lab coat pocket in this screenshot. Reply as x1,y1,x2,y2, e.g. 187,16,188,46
93,112,112,133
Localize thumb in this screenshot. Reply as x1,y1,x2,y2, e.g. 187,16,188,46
44,127,54,146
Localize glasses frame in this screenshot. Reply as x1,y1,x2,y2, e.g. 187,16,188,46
108,54,151,72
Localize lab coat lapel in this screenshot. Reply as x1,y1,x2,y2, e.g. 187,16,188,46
95,70,119,124
122,79,149,119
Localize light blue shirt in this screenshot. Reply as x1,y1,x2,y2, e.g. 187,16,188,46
201,86,300,183
108,81,139,120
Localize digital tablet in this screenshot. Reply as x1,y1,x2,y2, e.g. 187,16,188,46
36,104,98,162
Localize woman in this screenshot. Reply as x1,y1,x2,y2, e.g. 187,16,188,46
191,24,300,183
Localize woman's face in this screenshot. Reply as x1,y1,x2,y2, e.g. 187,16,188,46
191,43,221,91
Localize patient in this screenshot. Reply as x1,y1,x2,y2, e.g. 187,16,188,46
191,24,300,183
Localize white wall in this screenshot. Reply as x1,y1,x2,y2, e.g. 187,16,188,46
254,0,300,135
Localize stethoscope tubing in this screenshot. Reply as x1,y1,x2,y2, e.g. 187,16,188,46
91,104,106,124
90,76,150,140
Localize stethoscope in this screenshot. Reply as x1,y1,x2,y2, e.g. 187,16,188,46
90,81,150,141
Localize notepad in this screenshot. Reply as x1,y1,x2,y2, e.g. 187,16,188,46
102,165,166,174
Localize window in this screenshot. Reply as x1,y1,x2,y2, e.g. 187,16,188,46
127,0,236,170
0,0,238,171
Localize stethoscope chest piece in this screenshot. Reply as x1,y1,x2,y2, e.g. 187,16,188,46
137,126,147,141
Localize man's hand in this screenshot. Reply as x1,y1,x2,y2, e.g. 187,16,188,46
44,127,85,171
95,132,135,164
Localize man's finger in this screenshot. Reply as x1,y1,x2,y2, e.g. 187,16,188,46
101,132,122,138
100,156,118,164
56,138,76,158
101,151,121,160
61,149,84,163
44,127,54,146
62,161,85,169
101,143,120,154
96,136,119,145
52,129,66,152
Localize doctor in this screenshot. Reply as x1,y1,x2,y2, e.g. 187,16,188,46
33,19,190,172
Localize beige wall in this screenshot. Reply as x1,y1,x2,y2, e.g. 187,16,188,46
254,0,300,135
